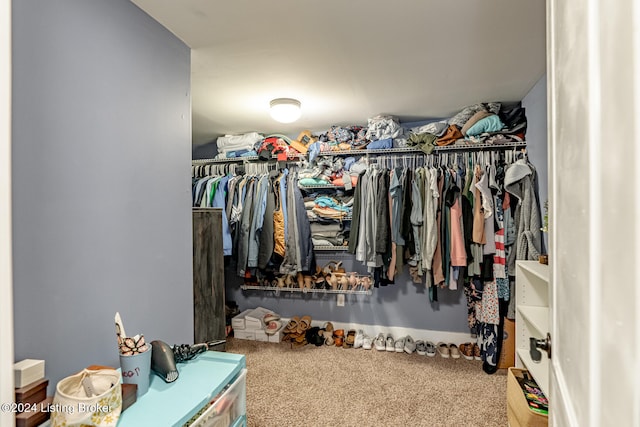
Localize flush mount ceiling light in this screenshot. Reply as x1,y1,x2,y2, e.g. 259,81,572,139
269,98,302,123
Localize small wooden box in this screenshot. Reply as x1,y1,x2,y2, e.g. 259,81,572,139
507,367,548,427
498,318,516,369
15,378,48,407
15,395,52,427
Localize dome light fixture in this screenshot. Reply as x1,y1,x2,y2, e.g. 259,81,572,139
269,98,302,123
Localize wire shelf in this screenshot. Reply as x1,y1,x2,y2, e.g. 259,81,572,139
298,184,345,190
313,141,526,157
314,245,350,251
240,285,372,296
192,154,302,164
192,142,525,164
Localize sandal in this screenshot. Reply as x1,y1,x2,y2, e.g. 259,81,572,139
297,315,312,334
333,329,345,347
296,272,304,289
263,312,280,324
322,322,335,345
344,330,356,348
329,273,339,290
339,275,349,290
348,272,358,289
284,274,294,288
303,275,313,289
323,260,345,275
284,316,300,334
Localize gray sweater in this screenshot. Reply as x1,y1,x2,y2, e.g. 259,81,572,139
504,159,542,273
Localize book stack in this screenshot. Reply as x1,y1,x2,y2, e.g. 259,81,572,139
14,359,52,427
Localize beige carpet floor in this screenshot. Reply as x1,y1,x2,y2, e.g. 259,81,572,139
226,338,508,427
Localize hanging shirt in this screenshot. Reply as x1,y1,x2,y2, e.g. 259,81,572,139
211,175,232,256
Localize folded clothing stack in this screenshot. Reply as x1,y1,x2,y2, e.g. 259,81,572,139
215,132,263,158
310,221,350,247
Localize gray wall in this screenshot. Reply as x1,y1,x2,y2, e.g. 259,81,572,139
12,0,192,390
522,75,548,251
225,254,469,332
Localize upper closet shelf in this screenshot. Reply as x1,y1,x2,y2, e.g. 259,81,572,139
192,141,526,165
192,154,302,165
314,141,526,157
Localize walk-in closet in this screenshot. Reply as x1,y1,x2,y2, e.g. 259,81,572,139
6,1,640,426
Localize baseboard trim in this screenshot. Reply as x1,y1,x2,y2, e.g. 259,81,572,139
283,318,475,345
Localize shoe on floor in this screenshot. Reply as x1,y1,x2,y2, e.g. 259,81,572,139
437,342,450,358
374,333,386,351
415,340,426,356
473,343,482,360
354,329,365,349
385,334,395,352
459,343,474,360
425,341,436,357
404,335,416,354
362,334,373,350
449,343,461,359
394,336,406,353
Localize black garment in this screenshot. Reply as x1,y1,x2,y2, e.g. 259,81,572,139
375,169,390,254
497,101,527,135
481,255,495,282
257,174,277,269
347,170,366,254
400,169,415,257
483,299,510,375
461,195,474,265
236,178,255,277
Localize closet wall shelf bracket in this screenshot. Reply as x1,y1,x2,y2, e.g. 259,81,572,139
240,285,372,296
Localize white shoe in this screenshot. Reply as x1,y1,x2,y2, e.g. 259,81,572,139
394,336,406,353
404,335,416,354
354,329,365,349
362,334,373,350
374,333,386,351
385,334,395,352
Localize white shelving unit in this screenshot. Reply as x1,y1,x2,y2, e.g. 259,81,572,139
515,260,550,398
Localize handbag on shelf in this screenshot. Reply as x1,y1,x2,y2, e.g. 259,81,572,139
50,368,122,427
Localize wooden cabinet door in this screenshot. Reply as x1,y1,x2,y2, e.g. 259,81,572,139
193,208,226,346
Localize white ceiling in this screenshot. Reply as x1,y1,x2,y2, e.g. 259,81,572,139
131,1,546,145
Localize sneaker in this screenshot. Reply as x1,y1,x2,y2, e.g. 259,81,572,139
449,343,461,359
354,329,364,349
404,335,416,354
385,334,395,352
425,341,437,357
437,342,450,358
415,340,426,356
362,334,373,350
394,336,406,353
459,343,475,360
374,333,386,351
